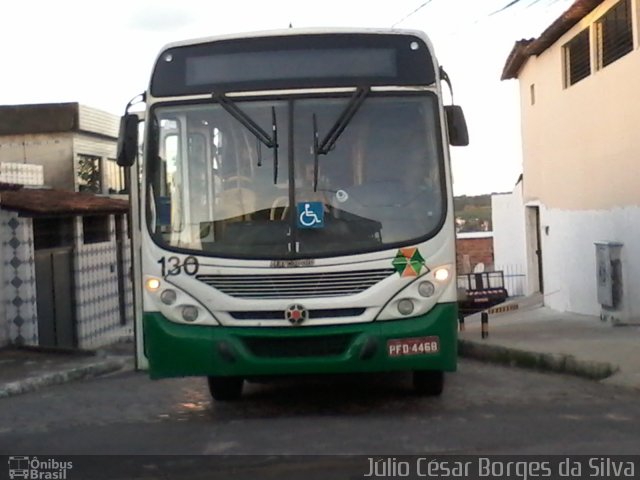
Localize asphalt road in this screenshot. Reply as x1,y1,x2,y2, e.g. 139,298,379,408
1,359,638,459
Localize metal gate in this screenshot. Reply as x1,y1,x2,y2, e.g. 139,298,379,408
35,248,77,348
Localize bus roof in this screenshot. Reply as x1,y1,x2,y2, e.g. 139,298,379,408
156,27,433,54
149,28,439,97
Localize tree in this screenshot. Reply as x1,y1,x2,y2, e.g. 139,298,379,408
78,155,101,193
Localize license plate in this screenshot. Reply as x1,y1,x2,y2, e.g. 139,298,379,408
387,336,440,357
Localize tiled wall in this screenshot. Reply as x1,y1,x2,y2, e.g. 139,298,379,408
0,210,133,350
0,162,44,186
0,211,38,347
74,215,132,349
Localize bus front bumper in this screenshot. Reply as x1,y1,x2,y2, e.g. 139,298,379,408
143,302,458,379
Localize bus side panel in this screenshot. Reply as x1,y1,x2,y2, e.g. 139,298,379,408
143,303,457,379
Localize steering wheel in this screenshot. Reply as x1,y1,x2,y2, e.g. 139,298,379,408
224,175,252,187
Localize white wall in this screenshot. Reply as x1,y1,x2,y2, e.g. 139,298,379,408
540,205,640,322
492,181,528,296
512,0,640,320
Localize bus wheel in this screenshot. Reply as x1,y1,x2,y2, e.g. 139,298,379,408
207,376,244,401
412,370,444,396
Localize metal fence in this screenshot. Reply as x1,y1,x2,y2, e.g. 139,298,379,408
495,264,526,297
456,265,526,298
457,271,505,291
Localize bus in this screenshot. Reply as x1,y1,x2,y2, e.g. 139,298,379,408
117,28,468,401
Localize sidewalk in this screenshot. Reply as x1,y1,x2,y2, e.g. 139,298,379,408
1,299,639,399
0,340,134,399
459,296,640,390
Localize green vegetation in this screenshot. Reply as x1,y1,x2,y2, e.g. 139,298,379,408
454,194,492,232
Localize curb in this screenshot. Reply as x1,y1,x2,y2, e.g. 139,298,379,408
0,357,134,399
458,339,618,381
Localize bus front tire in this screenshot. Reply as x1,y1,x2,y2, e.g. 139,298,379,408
207,376,244,401
412,370,444,396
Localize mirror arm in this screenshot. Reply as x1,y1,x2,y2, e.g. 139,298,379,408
125,92,146,115
439,66,455,105
117,93,146,168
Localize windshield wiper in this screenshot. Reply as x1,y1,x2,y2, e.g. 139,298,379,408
272,106,278,184
312,113,319,192
313,87,369,191
316,86,370,155
212,92,279,183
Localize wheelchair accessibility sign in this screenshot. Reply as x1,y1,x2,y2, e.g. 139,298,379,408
297,202,324,229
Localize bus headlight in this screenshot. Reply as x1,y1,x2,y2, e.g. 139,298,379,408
397,299,414,315
434,268,450,282
160,289,177,305
143,275,219,325
376,264,454,321
418,281,435,297
145,277,161,292
181,305,199,322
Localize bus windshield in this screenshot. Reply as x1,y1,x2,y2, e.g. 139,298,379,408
146,93,445,259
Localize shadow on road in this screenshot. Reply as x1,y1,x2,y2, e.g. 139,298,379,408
167,371,448,422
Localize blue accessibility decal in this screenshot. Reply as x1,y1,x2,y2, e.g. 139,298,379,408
297,202,324,229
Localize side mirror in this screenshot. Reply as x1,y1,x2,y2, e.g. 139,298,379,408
117,114,139,167
445,105,469,147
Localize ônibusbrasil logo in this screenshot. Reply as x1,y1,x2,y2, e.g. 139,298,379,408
8,456,73,479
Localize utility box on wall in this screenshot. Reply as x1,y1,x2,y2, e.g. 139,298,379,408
595,241,629,324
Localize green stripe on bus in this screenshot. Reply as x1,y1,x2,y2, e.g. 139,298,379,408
143,303,458,379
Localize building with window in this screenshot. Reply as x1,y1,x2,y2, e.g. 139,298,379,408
0,103,127,195
501,0,640,323
0,103,133,349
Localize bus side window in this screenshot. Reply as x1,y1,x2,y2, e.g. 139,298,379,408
163,133,179,196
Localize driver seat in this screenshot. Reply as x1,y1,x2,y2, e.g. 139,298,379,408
216,178,256,221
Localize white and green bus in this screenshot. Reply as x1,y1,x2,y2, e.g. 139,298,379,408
118,28,468,400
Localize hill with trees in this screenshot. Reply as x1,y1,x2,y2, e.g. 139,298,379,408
454,194,492,232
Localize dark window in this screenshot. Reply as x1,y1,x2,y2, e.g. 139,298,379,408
596,0,634,68
83,215,110,244
147,93,446,260
78,154,102,193
186,48,397,86
563,29,591,87
33,217,74,250
151,33,435,96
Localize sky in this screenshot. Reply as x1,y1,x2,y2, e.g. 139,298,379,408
0,0,574,196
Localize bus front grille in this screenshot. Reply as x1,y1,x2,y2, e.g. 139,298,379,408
242,334,353,358
229,308,366,320
196,268,395,299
